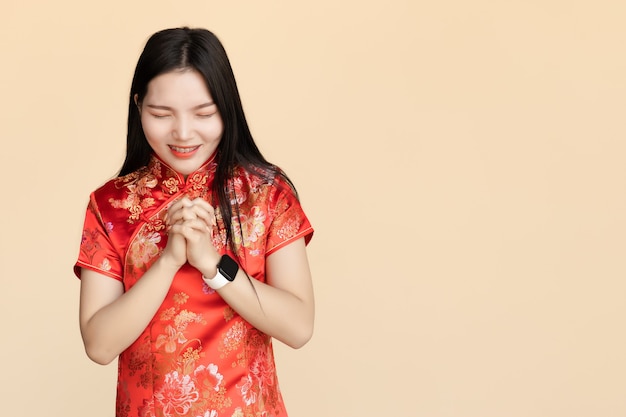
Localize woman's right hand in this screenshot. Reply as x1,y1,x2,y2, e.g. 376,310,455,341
160,197,194,268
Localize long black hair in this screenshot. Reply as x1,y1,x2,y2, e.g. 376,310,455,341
120,27,296,256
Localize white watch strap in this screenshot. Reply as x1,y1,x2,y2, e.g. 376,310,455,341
202,269,231,290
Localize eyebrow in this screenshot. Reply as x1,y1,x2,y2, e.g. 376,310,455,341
145,102,215,111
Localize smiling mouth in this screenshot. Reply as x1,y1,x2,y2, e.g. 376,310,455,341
169,145,200,154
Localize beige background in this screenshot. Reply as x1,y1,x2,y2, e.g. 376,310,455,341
1,1,625,416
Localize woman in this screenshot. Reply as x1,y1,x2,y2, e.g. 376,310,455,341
75,27,314,417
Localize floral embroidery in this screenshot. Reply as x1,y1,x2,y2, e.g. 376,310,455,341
138,398,155,417
127,337,152,378
163,177,180,195
128,230,161,269
228,204,267,256
115,384,131,417
154,371,200,416
160,307,177,322
237,375,256,406
223,306,235,322
109,166,159,223
174,292,190,305
76,154,312,417
155,297,206,358
235,331,279,414
187,171,210,199
197,411,218,417
219,321,246,359
276,217,302,241
80,227,102,259
229,176,247,205
156,325,188,353
98,258,111,271
175,309,204,327
194,364,224,392
212,227,228,251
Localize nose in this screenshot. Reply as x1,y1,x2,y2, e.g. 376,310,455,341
172,116,192,141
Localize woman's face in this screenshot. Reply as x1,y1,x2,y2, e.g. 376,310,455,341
139,69,224,177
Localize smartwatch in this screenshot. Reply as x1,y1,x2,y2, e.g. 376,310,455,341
203,254,239,290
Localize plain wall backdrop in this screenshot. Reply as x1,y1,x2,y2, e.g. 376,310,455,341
1,1,625,416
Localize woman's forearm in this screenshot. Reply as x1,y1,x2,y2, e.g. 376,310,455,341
203,240,315,348
80,257,180,365
215,273,315,348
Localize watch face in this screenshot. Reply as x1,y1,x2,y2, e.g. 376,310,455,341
218,255,239,281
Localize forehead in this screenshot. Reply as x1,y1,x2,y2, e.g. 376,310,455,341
145,69,212,103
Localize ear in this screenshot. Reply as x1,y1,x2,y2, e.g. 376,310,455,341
134,94,141,113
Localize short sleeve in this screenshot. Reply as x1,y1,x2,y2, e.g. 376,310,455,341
265,184,314,256
73,195,124,281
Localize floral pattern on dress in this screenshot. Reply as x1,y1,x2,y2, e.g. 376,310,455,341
234,330,281,416
154,371,200,416
80,226,102,262
75,154,313,417
76,207,118,277
128,230,161,269
109,164,160,223
143,288,233,416
231,206,266,250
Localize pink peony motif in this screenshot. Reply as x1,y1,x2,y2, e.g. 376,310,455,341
237,374,257,406
250,351,276,390
129,231,161,268
231,208,265,248
241,206,266,244
194,363,224,392
154,371,200,417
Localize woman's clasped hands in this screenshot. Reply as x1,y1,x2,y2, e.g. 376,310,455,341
161,196,220,276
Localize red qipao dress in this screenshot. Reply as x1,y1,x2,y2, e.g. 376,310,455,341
74,153,313,417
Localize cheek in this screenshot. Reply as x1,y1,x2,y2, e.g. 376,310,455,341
206,119,225,140
141,118,167,143
210,124,224,139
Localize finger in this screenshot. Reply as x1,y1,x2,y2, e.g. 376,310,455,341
166,209,184,226
181,206,198,221
168,223,194,240
169,196,192,212
170,219,212,235
175,199,216,227
191,206,216,227
190,198,217,226
171,202,200,224
184,218,213,233
166,197,191,225
190,197,213,211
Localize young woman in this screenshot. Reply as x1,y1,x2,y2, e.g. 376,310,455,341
74,27,314,417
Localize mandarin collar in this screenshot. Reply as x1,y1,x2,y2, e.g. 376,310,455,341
149,151,218,197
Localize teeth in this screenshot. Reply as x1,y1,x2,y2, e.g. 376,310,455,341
170,146,198,153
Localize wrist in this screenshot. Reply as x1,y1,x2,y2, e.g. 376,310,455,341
202,255,239,290
196,257,220,280
153,255,183,276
